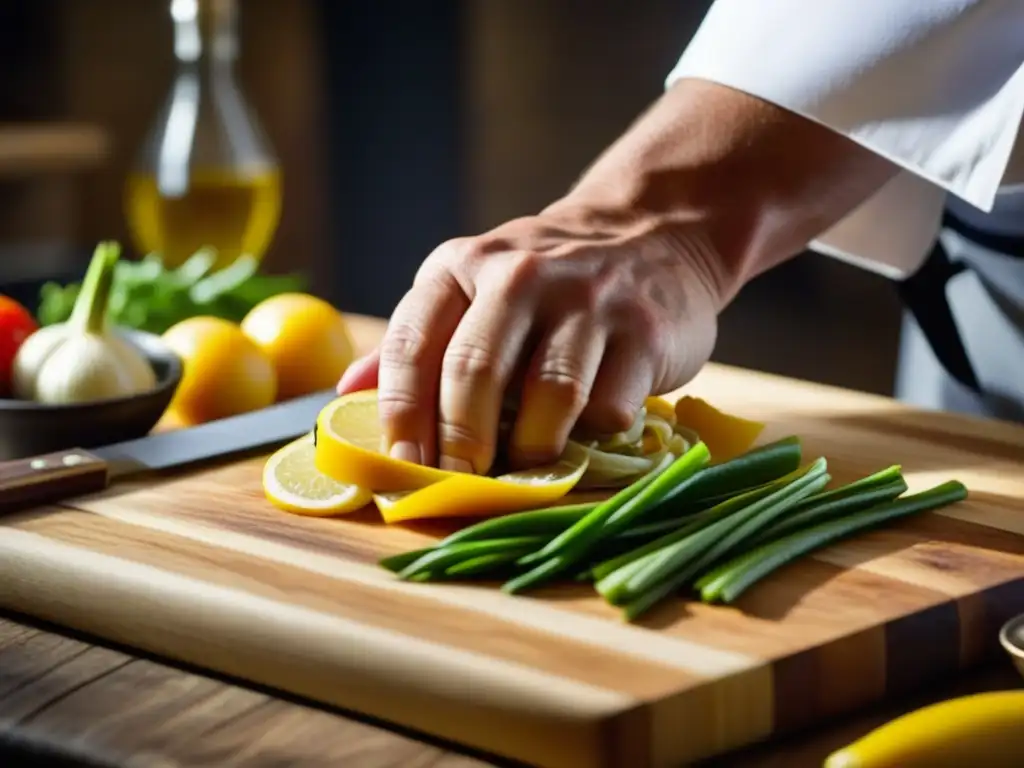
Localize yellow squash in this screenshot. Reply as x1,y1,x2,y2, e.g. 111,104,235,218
824,690,1024,768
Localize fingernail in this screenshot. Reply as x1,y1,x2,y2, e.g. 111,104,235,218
440,455,474,474
389,440,422,464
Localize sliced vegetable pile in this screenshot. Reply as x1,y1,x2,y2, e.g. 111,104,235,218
569,393,764,490
37,247,307,334
289,389,766,521
380,437,968,621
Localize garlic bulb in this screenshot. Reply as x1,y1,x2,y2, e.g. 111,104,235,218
12,241,157,404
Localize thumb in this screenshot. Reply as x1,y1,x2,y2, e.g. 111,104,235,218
337,347,381,394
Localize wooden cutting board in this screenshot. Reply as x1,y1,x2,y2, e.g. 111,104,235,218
2,314,1024,768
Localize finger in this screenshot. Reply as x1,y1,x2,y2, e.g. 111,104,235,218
336,348,380,394
510,315,607,468
578,335,656,437
438,289,536,475
377,270,470,466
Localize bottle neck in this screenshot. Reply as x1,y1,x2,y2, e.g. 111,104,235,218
171,0,237,72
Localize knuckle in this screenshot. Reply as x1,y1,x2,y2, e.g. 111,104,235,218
551,274,603,316
439,419,485,451
594,399,642,435
427,237,476,269
501,251,543,294
438,419,491,469
379,324,431,369
443,340,496,383
376,390,420,428
533,360,591,413
627,302,666,348
460,237,493,262
412,259,461,298
592,258,635,302
436,236,504,277
574,280,604,315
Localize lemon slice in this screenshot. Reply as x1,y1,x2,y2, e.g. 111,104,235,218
315,390,457,491
263,432,373,516
314,390,590,523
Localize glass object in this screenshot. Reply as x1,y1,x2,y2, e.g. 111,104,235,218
125,0,281,271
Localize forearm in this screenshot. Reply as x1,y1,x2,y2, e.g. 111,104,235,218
549,77,898,306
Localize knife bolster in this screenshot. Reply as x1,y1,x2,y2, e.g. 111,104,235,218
0,449,110,514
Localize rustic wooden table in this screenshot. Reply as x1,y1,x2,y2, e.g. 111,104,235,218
0,611,1018,767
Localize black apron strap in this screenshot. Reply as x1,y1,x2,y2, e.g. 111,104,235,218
941,209,1024,259
894,237,981,393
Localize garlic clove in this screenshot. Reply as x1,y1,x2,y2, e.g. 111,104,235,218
11,325,66,400
33,335,136,404
107,333,158,393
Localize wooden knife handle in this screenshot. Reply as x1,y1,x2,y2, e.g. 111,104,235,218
0,449,110,515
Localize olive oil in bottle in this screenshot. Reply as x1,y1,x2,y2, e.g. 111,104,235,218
126,166,281,271
126,0,281,271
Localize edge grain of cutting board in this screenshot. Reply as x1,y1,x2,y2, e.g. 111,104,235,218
2,314,1024,768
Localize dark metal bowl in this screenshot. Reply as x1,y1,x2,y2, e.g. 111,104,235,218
0,329,183,461
999,613,1024,682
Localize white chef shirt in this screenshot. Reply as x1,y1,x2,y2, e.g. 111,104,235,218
666,0,1024,279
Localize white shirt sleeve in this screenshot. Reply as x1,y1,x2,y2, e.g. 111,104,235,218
666,0,1024,278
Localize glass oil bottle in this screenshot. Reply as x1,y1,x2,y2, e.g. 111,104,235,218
125,0,281,271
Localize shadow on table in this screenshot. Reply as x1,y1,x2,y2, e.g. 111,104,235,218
0,729,118,768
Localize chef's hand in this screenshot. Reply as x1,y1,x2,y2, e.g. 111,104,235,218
337,205,724,474
337,78,896,474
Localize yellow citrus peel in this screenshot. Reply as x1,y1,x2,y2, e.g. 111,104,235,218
370,442,590,524
673,395,764,462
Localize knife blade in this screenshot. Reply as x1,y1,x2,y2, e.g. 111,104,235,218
0,388,337,515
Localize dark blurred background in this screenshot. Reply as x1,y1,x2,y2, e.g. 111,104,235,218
0,0,902,395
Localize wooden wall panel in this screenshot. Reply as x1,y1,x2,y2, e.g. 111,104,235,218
463,0,712,230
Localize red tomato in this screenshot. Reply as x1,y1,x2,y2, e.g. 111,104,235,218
0,295,39,397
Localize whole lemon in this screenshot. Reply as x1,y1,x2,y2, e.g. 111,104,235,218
162,316,277,426
240,292,355,401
